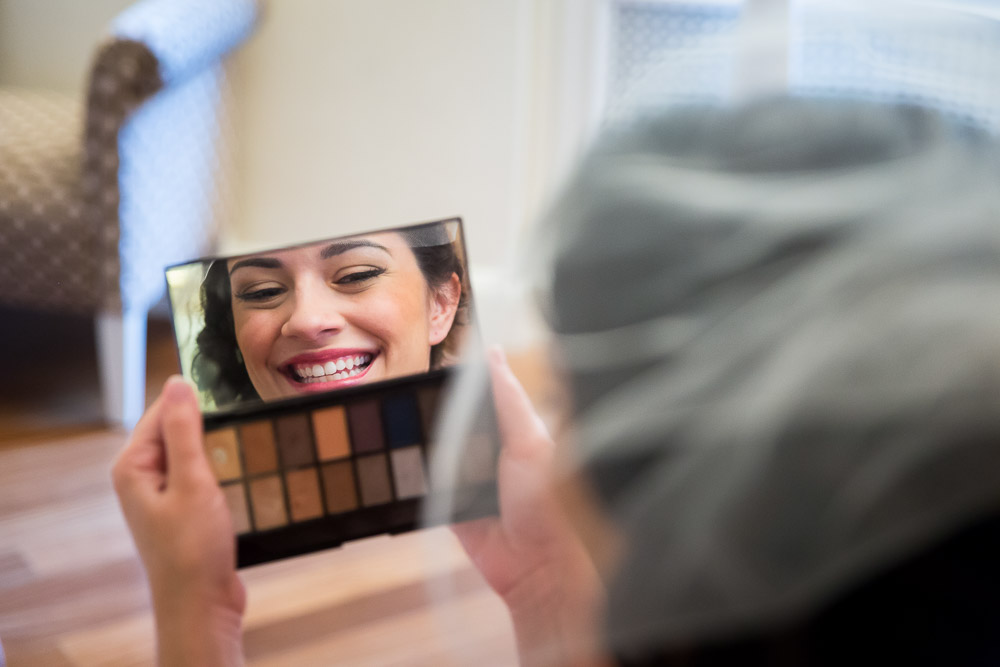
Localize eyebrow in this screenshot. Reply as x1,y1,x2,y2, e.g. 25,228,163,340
229,257,281,275
320,239,391,259
228,239,392,276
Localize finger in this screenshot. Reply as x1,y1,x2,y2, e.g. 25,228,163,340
487,346,552,460
159,376,213,490
112,387,171,497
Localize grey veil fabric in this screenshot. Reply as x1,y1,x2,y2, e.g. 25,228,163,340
534,97,1000,653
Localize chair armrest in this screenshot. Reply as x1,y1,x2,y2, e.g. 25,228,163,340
81,0,258,314
111,0,259,85
84,0,259,125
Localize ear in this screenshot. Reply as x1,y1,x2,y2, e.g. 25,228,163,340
428,272,462,346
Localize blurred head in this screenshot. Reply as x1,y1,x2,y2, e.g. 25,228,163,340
535,97,1000,660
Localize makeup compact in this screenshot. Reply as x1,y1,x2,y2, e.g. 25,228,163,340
165,217,499,567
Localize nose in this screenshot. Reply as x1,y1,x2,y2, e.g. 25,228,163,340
280,281,347,341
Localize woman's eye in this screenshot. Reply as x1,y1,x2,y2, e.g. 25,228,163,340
336,267,386,285
234,286,285,302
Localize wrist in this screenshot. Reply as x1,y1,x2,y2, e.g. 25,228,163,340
504,563,608,667
151,576,246,667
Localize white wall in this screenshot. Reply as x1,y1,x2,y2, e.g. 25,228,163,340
225,0,533,271
224,0,609,347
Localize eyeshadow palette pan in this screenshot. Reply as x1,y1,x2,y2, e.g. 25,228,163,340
203,368,498,567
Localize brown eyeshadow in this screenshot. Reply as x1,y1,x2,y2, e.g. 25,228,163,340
356,454,393,507
239,420,278,474
274,414,315,467
205,428,242,482
285,468,324,522
222,483,251,534
312,406,350,460
321,461,359,514
249,475,288,530
347,400,384,453
390,446,427,500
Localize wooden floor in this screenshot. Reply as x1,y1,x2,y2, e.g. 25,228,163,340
0,307,518,666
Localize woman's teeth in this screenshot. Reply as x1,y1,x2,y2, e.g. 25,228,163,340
294,354,372,382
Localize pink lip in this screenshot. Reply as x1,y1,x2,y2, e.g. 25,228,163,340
278,348,379,394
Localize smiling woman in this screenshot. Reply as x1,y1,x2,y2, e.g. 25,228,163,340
190,220,468,409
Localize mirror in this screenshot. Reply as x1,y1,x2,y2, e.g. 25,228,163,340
166,218,472,413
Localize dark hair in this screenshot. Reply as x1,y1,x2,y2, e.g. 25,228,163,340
192,259,253,407
191,222,468,408
398,225,469,366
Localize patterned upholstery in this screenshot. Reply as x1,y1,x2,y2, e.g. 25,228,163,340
0,89,90,311
0,0,258,316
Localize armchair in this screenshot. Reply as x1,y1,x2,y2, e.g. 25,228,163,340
0,0,258,427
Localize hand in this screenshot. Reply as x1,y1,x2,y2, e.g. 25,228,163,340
112,376,245,666
452,348,609,667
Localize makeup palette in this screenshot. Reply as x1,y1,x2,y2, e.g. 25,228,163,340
165,218,501,567
202,367,498,567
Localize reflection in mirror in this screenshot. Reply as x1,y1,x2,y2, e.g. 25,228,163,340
166,218,470,413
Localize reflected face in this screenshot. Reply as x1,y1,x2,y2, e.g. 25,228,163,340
228,232,460,401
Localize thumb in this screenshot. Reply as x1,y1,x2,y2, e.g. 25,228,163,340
159,376,212,490
487,346,552,461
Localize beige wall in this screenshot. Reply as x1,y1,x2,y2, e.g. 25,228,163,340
224,0,608,347
0,0,133,94
225,0,533,273
222,0,563,347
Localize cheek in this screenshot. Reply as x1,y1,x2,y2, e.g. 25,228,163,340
233,310,281,365
355,288,430,349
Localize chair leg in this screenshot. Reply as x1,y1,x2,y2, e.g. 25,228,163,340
96,309,148,429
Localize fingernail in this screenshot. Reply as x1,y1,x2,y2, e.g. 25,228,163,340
163,375,196,403
488,345,507,366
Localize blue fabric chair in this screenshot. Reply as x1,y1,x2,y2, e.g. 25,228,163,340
0,0,259,426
